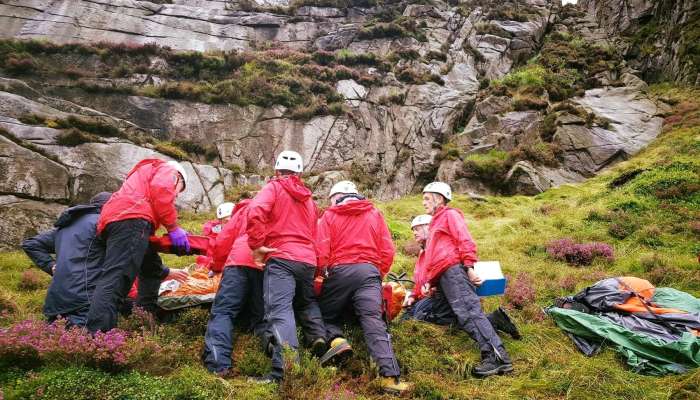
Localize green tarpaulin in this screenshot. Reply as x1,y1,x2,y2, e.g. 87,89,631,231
548,287,700,376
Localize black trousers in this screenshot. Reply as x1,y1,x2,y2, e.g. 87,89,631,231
438,265,509,361
319,263,400,377
86,219,163,333
264,257,326,380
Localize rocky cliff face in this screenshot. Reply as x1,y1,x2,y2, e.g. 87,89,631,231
0,0,674,249
579,0,699,85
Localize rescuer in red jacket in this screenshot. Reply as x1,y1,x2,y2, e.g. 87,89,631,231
202,200,268,376
315,180,411,394
245,151,327,383
86,158,191,333
421,181,514,377
402,214,521,340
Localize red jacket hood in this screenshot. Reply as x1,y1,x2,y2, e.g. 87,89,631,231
275,175,312,202
126,158,166,179
233,199,251,214
326,199,374,216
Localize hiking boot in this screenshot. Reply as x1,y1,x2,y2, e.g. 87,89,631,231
472,355,514,378
380,376,413,395
247,374,281,384
319,337,353,366
310,337,327,358
491,307,522,340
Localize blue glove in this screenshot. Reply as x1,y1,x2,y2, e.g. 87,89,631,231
168,227,191,255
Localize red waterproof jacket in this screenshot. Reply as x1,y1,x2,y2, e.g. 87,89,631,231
412,250,428,299
210,200,258,272
316,199,394,277
97,159,180,234
424,206,478,284
246,175,318,266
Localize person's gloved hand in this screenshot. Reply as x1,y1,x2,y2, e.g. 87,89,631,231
168,227,191,255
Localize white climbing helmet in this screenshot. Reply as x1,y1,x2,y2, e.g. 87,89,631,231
328,180,359,198
411,214,432,229
274,150,303,173
166,160,188,192
216,202,235,219
423,181,452,202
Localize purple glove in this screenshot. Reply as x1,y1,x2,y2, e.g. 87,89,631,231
168,227,191,255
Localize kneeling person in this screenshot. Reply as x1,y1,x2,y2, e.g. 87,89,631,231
202,200,266,376
403,215,520,340
420,182,514,377
317,181,410,394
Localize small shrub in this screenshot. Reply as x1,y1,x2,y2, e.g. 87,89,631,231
606,210,638,239
0,290,19,319
52,116,123,138
378,91,406,105
118,306,157,334
426,50,447,62
505,272,536,309
559,275,577,292
17,270,47,291
512,94,548,110
474,22,513,38
462,149,511,186
172,140,207,156
154,142,189,161
17,114,47,126
511,140,560,167
639,254,666,272
546,238,615,266
637,226,664,248
0,319,167,372
357,22,408,40
646,264,686,287
690,220,700,236
4,54,37,74
56,128,101,146
440,142,462,161
334,49,380,66
172,307,210,337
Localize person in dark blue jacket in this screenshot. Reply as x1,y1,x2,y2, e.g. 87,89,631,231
21,192,183,327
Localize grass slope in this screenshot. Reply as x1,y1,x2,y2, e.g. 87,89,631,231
0,85,698,399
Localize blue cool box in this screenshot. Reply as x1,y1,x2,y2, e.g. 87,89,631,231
473,261,506,296
476,277,507,297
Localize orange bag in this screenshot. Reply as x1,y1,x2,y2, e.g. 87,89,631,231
382,282,406,322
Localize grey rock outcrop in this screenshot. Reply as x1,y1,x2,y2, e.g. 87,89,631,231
579,0,699,85
554,86,665,176
0,196,65,251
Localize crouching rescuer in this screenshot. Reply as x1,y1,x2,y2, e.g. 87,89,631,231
316,181,411,394
86,159,191,333
246,151,327,383
403,215,521,340
421,182,514,377
202,199,267,377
